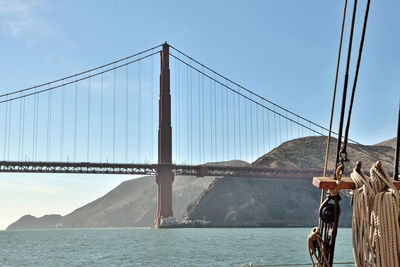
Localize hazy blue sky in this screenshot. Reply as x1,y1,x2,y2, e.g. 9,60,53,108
0,0,399,229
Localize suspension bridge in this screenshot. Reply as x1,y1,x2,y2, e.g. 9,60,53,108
0,42,387,226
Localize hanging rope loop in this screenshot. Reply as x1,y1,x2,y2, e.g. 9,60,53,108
329,166,344,197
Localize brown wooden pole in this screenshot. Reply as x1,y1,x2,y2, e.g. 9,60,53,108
394,99,400,180
155,42,174,227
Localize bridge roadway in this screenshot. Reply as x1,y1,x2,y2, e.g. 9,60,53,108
0,161,332,180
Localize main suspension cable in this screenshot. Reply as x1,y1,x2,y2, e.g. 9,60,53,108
0,44,163,99
0,51,160,105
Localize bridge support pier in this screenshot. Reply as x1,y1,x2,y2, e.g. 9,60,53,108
155,165,174,227
155,42,175,228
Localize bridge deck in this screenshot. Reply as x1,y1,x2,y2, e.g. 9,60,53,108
0,161,326,179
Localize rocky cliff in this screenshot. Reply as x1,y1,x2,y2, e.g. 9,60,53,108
182,136,395,227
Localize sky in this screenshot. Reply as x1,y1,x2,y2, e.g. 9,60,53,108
0,0,399,229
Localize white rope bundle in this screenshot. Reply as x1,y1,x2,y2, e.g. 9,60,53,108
351,162,400,266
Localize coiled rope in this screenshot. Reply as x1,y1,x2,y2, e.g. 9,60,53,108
351,161,400,266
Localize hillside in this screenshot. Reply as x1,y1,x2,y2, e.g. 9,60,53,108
375,137,397,150
182,136,395,227
7,175,215,230
253,136,394,171
7,215,62,230
8,136,396,229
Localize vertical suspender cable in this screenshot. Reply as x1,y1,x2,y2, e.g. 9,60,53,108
7,100,11,160
290,119,293,140
47,88,52,161
18,93,22,160
189,62,192,164
35,91,39,160
245,99,248,162
100,71,103,162
138,61,141,162
238,87,242,161
32,89,36,159
268,110,271,151
297,117,300,138
3,98,8,160
202,68,205,163
210,78,213,162
87,74,90,162
256,105,259,158
151,54,154,163
22,97,25,160
177,56,179,163
222,84,225,162
186,65,189,163
274,107,277,147
286,111,289,141
250,97,253,161
74,77,78,162
214,76,217,162
262,107,265,153
233,88,237,163
125,63,129,163
226,83,229,161
61,85,65,161
279,115,282,144
175,58,178,164
113,66,116,163
198,72,201,163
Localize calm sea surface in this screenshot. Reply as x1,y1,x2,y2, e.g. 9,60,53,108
0,227,353,266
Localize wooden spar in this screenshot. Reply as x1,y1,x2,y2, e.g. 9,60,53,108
313,176,400,190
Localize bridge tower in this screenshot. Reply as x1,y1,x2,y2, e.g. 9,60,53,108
155,42,174,227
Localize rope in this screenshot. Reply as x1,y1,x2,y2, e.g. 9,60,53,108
323,0,348,177
319,0,349,234
351,162,400,266
335,0,358,169
343,0,371,151
307,227,330,267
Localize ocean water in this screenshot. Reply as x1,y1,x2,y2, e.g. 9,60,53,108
0,227,354,266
